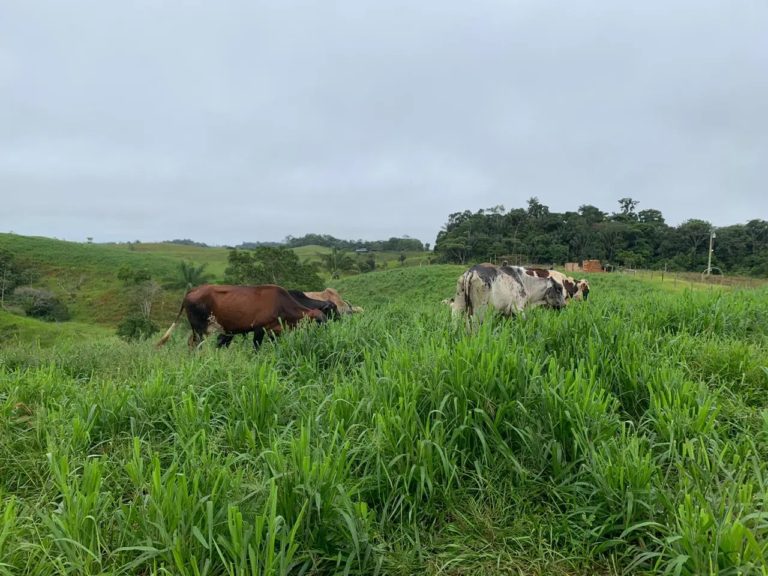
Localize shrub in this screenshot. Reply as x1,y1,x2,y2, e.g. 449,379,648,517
12,287,70,322
116,313,159,342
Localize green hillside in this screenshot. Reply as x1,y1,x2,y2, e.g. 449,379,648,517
109,241,431,271
106,242,232,276
0,310,113,347
0,234,432,346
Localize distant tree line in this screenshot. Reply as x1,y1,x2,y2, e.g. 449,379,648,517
282,234,426,252
234,241,283,249
433,198,768,276
161,239,210,248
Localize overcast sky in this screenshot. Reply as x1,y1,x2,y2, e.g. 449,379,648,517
1,0,766,246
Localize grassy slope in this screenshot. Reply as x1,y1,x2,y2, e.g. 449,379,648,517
0,234,187,330
0,310,113,347
0,234,431,327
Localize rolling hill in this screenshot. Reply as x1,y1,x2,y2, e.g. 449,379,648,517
0,234,432,342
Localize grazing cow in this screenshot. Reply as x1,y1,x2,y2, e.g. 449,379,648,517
216,289,340,348
452,264,566,327
305,288,363,314
524,268,590,301
153,284,326,352
287,290,340,319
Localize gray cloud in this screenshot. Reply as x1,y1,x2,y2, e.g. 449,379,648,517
1,0,766,244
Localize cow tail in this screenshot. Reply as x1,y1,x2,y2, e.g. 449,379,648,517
153,298,186,348
464,271,473,317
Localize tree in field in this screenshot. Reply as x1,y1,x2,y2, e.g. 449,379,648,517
56,272,87,304
224,247,324,291
171,261,212,290
132,279,163,321
319,248,356,277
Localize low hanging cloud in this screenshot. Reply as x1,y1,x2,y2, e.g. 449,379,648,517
1,0,766,244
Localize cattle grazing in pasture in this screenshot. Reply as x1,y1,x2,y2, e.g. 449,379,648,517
305,288,363,314
524,268,590,301
216,289,341,348
153,284,326,352
451,264,566,327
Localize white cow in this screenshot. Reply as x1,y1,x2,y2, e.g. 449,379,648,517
451,264,566,328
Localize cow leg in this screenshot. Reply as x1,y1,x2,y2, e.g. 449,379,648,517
188,330,203,351
252,327,267,352
216,333,235,348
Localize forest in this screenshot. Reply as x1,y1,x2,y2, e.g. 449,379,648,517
433,197,768,275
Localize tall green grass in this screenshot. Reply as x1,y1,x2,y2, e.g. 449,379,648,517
1,274,767,574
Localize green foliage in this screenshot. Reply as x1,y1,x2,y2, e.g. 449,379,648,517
116,264,151,285
433,199,768,276
1,270,768,573
0,250,40,305
116,312,159,341
224,247,325,291
12,287,70,322
168,260,212,290
318,247,356,276
285,233,425,252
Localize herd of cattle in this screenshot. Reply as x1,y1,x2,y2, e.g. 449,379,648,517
153,263,590,351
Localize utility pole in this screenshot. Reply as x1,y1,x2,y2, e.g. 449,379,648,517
706,229,716,276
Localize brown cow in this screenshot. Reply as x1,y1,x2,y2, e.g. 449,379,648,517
524,268,590,301
305,288,363,314
153,284,326,351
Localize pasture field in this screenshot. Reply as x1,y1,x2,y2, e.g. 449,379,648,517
2,270,768,575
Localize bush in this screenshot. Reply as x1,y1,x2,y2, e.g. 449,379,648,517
117,265,152,285
12,287,70,322
116,313,159,342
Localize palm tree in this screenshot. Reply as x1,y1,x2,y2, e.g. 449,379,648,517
174,261,212,290
319,248,356,277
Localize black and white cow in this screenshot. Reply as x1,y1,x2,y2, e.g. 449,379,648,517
451,264,566,326
524,268,590,302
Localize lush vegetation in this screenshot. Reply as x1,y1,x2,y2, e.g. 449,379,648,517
434,197,768,276
2,266,767,575
284,233,427,253
224,247,326,292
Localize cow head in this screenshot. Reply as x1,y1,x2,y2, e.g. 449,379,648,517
440,298,454,306
321,301,340,320
306,309,327,324
576,279,590,301
545,279,567,309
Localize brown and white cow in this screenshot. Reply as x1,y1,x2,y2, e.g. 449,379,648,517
451,264,566,327
305,288,363,314
154,284,326,351
525,268,590,301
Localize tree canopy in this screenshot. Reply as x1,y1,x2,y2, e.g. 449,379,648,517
433,198,768,276
223,247,325,291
